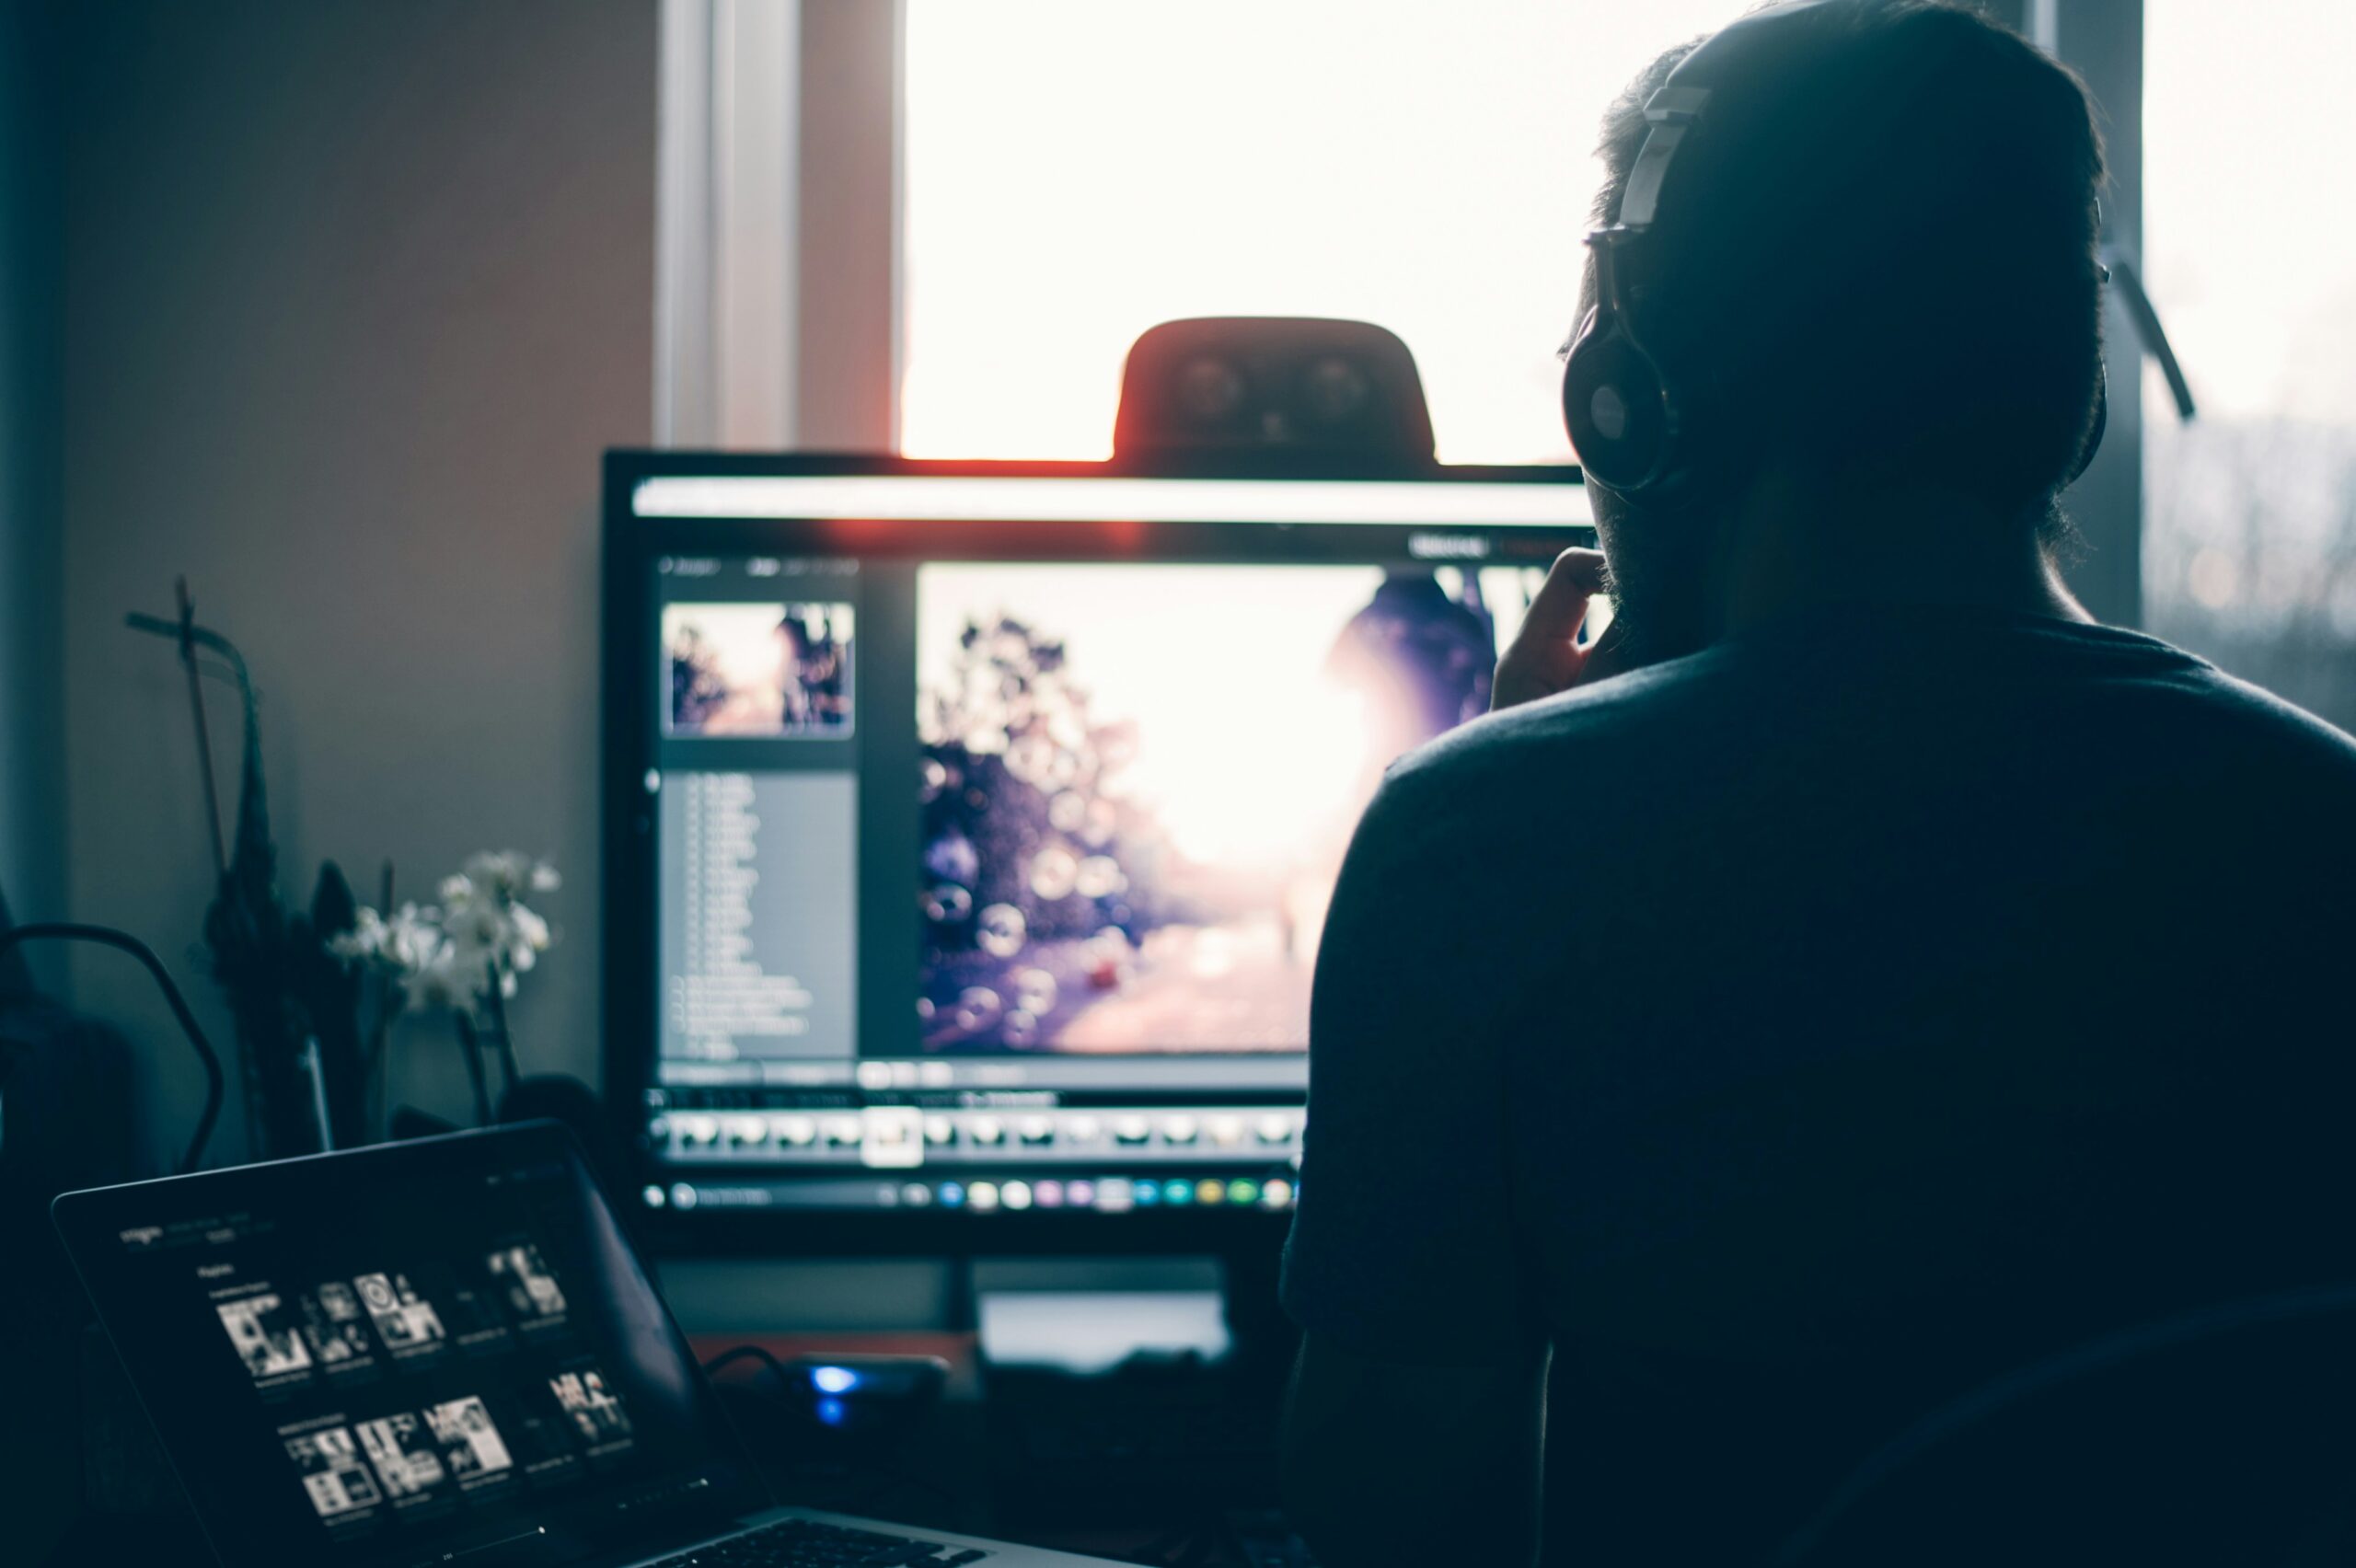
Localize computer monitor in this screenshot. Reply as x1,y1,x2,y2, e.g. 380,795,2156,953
603,454,1592,1247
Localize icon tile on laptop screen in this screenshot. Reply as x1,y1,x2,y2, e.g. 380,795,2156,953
354,1273,446,1352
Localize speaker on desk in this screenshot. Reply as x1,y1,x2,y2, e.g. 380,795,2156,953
1113,317,1438,467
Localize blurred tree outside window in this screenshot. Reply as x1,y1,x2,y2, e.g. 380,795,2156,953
2142,0,2356,731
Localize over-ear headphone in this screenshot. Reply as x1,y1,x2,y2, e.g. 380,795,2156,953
1561,0,2108,494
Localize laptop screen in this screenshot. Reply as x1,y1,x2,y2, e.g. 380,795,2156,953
52,1124,768,1568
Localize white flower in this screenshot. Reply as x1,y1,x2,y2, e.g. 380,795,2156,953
384,904,445,973
402,943,471,1012
463,850,554,903
509,904,551,954
329,906,387,963
449,899,510,951
336,853,559,1016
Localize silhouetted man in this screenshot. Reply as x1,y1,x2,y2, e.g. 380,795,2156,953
1280,4,2356,1564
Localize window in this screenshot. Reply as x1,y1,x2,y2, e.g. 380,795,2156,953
680,4,2356,734
2142,0,2356,729
899,0,1733,462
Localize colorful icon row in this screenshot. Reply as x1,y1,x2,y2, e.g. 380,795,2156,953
885,1176,1293,1213
645,1176,1297,1214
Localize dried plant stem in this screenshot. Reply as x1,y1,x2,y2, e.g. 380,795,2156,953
453,1011,493,1127
175,576,228,878
481,958,522,1098
366,859,396,1135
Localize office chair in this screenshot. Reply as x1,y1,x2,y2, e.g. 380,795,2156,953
1774,1284,2356,1568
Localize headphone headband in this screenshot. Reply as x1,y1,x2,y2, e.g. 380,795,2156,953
1614,1,1830,234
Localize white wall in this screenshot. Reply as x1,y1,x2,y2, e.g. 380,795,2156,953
60,0,657,1169
0,0,63,986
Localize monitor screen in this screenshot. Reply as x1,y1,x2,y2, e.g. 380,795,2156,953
605,458,1592,1228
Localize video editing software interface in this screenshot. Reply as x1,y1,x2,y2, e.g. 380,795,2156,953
623,468,1590,1220
60,1134,761,1568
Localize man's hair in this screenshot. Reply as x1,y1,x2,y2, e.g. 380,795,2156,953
1587,0,2107,519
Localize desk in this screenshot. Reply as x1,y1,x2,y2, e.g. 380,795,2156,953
688,1332,1276,1567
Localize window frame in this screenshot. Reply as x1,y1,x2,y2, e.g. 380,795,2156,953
2046,0,2148,628
656,0,904,452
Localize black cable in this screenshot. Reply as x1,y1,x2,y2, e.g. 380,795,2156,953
0,922,225,1174
701,1343,794,1384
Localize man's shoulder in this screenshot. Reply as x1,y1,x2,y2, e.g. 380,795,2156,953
2165,657,2356,766
1341,653,1738,887
1368,618,2356,841
2087,631,2356,807
1387,650,1733,800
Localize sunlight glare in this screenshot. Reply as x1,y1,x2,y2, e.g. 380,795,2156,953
903,0,1740,462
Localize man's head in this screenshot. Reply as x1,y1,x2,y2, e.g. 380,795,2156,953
1574,0,2107,654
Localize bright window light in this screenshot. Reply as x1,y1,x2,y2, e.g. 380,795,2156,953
2142,0,2356,729
902,1,1738,463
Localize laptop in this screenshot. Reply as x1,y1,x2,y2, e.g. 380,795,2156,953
52,1122,1123,1568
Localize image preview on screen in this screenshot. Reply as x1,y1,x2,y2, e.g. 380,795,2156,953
625,468,1591,1216
911,560,1550,1055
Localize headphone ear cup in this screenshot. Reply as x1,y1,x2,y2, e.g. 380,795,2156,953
2068,358,2108,485
1564,326,1676,492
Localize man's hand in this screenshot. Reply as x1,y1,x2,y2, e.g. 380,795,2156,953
1492,547,1625,711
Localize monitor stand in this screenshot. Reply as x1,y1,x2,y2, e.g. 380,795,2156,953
658,1257,962,1334
971,1252,1296,1528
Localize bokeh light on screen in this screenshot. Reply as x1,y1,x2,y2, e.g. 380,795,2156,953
910,561,1544,1051
903,0,1740,462
916,565,1378,868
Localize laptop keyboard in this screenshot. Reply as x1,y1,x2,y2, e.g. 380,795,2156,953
651,1518,990,1567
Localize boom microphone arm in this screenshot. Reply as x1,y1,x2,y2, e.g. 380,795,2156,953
2101,248,2197,422
0,923,225,1174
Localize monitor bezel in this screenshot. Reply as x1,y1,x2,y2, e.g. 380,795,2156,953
602,448,1588,1257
